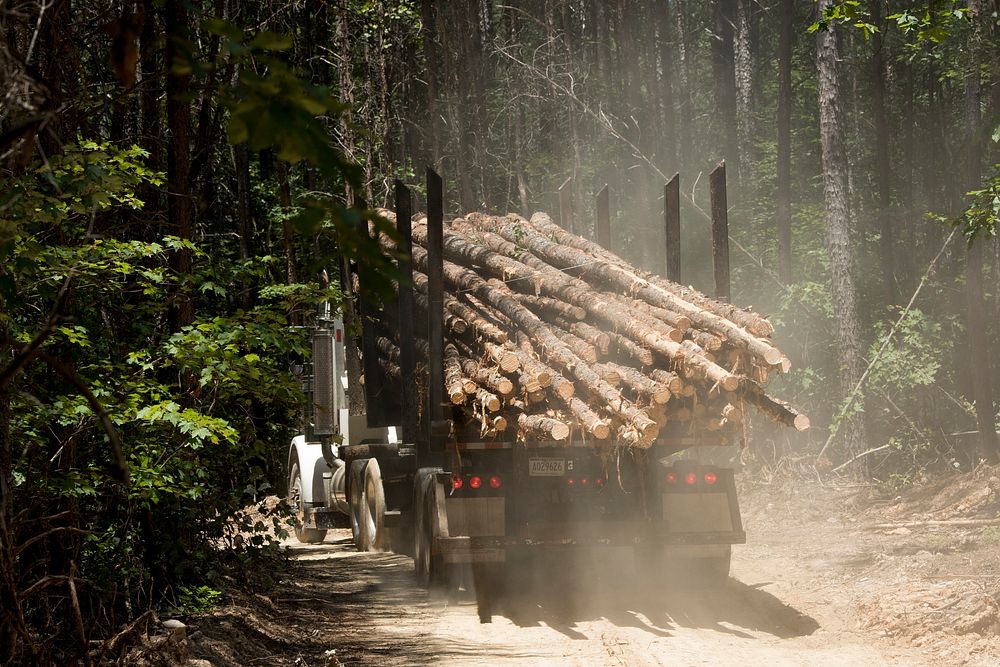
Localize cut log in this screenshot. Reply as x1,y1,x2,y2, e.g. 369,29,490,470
476,388,502,412
444,343,469,405
512,293,586,321
458,356,514,396
477,213,782,366
739,380,810,431
601,361,671,404
517,413,570,441
593,363,621,386
527,211,775,338
648,369,683,396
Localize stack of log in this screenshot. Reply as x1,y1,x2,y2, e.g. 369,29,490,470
371,209,809,449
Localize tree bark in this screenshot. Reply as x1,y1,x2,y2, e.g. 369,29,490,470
963,0,999,463
165,0,194,332
816,1,867,475
871,0,897,305
776,0,794,282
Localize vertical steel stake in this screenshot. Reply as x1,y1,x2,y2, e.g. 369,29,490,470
425,167,446,453
395,180,417,445
665,174,681,283
596,184,611,250
710,161,731,301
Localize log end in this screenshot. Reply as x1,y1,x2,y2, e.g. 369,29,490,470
449,390,466,405
499,354,520,373
592,422,611,439
551,422,571,441
486,397,501,412
720,375,740,392
794,414,811,431
497,378,515,395
462,380,478,395
652,388,672,405
667,328,684,343
556,380,575,400
762,346,783,366
493,416,508,431
536,371,552,387
674,315,692,332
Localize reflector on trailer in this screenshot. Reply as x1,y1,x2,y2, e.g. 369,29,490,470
489,475,502,489
469,475,483,489
704,472,718,485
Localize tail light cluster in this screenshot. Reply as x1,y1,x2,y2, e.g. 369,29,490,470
664,469,719,487
564,476,606,489
451,473,503,492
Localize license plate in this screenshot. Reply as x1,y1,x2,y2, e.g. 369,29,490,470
529,458,565,476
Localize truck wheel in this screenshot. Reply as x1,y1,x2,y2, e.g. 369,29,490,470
348,458,368,551
359,458,386,551
413,469,445,588
288,462,327,544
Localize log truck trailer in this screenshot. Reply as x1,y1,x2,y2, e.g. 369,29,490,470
286,172,745,616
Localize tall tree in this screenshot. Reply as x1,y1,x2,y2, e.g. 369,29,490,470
816,0,867,475
871,0,897,305
712,0,739,179
963,0,999,463
776,0,794,282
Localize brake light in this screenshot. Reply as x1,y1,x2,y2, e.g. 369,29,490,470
451,474,464,490
469,475,483,489
665,471,677,484
685,472,698,485
489,475,502,489
704,472,718,485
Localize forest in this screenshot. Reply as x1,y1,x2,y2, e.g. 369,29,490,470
1,0,998,663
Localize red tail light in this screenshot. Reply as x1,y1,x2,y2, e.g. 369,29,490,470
451,474,464,490
685,472,698,485
703,472,718,485
469,475,483,489
665,471,677,484
580,477,589,485
595,477,605,487
566,478,575,487
489,475,502,489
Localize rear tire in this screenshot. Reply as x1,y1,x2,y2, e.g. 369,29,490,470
348,458,368,551
288,462,328,544
359,458,386,551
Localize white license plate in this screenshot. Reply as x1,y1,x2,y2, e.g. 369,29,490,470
529,458,565,476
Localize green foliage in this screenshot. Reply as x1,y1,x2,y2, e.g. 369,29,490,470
959,166,1000,242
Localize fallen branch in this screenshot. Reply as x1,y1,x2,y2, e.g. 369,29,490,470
865,519,1000,531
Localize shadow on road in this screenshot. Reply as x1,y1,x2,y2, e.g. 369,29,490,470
488,547,820,641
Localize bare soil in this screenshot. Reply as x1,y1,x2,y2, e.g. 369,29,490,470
176,466,1000,666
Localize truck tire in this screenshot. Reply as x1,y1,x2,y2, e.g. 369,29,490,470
359,458,386,551
413,468,443,588
288,462,327,544
348,458,368,551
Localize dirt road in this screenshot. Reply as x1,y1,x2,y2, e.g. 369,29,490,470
188,482,1000,666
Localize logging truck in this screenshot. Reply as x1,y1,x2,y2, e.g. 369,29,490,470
286,169,805,618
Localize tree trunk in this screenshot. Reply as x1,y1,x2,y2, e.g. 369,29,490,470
816,1,867,475
776,0,793,283
165,0,194,332
712,0,739,178
963,0,999,463
734,0,753,185
871,0,897,305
